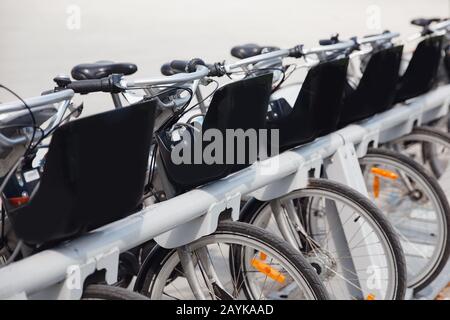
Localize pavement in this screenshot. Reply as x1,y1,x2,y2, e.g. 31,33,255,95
437,283,450,299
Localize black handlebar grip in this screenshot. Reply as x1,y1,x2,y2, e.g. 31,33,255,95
186,58,206,72
319,39,335,46
170,58,206,73
170,60,190,73
66,79,104,94
319,33,340,46
66,75,121,94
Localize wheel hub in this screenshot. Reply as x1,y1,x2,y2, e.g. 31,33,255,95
305,250,337,281
409,189,423,201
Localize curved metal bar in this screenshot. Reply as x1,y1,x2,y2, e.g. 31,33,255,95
225,49,291,71
302,40,356,55
0,90,74,113
122,65,210,88
429,20,450,32
357,32,400,45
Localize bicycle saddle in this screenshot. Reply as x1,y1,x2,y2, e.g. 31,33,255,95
230,44,280,59
160,62,177,76
71,61,137,80
160,60,202,76
411,18,443,27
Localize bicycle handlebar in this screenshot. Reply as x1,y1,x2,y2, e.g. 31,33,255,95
0,89,74,113
170,59,207,73
161,59,226,77
226,31,401,71
318,34,340,46
121,65,210,88
356,31,400,45
58,30,396,95
409,17,450,36
302,40,356,55
428,19,450,32
58,31,399,95
0,90,74,148
226,49,291,71
225,40,356,71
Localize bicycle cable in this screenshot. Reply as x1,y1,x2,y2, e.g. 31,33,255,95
0,84,37,156
178,79,219,117
0,84,40,251
32,103,83,147
144,79,219,198
234,67,287,93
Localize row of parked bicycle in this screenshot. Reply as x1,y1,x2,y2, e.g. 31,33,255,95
0,17,450,300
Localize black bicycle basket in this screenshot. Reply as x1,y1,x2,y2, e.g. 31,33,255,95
156,73,273,193
338,45,403,127
5,99,156,245
267,57,349,151
395,35,444,103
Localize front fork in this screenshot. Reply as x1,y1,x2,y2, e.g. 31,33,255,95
177,245,233,300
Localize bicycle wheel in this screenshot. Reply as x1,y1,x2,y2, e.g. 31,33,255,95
418,127,450,179
391,126,450,180
360,148,450,292
240,178,406,300
135,221,329,300
82,284,149,300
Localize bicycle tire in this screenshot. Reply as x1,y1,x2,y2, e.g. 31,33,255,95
240,178,407,300
362,148,450,292
134,221,329,300
82,284,149,300
412,126,450,179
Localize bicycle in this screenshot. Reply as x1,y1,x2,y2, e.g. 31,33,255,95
388,18,450,180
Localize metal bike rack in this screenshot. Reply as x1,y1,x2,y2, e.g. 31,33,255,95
0,85,449,299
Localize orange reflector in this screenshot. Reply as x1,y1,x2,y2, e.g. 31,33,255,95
8,196,30,207
259,252,267,261
370,167,398,180
373,176,380,199
251,258,285,283
366,293,376,300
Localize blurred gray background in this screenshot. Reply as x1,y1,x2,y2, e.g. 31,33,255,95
0,0,448,114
